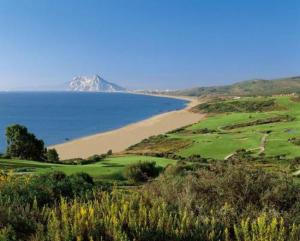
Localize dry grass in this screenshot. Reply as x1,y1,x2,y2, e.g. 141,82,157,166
125,134,193,154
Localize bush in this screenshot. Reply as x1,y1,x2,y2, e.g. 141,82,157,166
87,154,107,163
195,98,277,113
0,161,300,240
144,160,300,222
124,161,161,183
164,163,192,176
0,171,95,206
60,158,85,165
60,155,107,165
0,153,10,159
46,148,59,162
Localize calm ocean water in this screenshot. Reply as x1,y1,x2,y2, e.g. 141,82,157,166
0,92,187,151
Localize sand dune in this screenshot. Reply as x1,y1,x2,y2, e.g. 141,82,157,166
50,95,205,160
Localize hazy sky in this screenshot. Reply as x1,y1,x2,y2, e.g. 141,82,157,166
0,0,299,90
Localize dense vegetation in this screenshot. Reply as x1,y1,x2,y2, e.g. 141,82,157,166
123,161,161,183
1,160,300,240
193,98,277,113
222,115,293,130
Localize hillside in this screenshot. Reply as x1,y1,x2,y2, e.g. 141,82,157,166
171,76,300,96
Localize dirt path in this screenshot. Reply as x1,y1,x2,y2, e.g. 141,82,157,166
257,133,268,155
224,133,268,160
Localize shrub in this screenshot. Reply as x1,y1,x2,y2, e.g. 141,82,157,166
60,155,107,165
46,148,59,162
0,171,95,206
0,161,300,240
124,161,161,183
69,172,94,196
164,163,191,176
145,160,300,221
195,98,277,113
87,154,107,163
60,158,85,165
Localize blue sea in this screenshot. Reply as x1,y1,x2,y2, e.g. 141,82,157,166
0,92,187,151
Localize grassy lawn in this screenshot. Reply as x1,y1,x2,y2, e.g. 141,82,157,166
170,96,300,160
0,155,176,181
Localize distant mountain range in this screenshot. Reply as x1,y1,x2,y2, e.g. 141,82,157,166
169,76,300,96
68,75,126,92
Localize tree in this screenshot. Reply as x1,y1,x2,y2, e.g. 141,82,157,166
5,124,46,161
46,149,59,163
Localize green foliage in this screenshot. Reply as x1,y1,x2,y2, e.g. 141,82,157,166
0,164,300,241
0,161,300,240
0,171,95,206
60,154,108,165
46,148,59,163
145,161,300,222
5,124,46,161
169,126,217,134
223,115,293,130
87,154,107,163
164,162,193,176
124,161,161,183
195,98,277,113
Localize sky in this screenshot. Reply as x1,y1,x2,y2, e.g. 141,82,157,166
0,0,299,90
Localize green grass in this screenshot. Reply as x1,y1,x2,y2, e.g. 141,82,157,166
0,155,176,181
169,96,300,160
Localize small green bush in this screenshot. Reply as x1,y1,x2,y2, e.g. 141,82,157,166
0,171,95,206
87,154,107,163
164,163,191,176
124,161,161,183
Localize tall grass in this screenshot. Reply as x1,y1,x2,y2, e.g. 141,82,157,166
31,191,300,241
1,165,300,240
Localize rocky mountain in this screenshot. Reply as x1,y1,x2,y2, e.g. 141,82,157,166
68,75,126,92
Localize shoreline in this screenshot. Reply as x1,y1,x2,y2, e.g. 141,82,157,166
50,94,205,160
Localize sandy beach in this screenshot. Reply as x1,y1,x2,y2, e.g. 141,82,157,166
50,95,205,160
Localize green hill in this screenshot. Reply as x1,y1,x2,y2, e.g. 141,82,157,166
172,76,300,96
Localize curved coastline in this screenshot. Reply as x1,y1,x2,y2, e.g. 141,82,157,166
50,94,205,160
